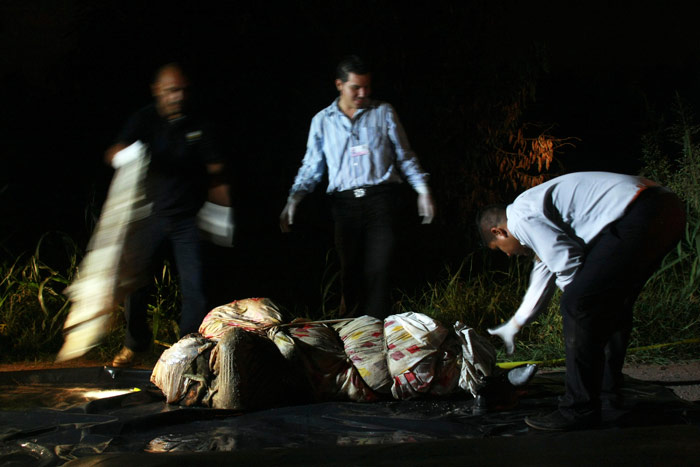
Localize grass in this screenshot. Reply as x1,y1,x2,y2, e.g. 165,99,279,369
0,233,182,363
1,231,698,367
394,257,700,366
0,233,76,362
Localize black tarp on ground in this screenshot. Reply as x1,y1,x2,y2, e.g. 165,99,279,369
0,366,699,466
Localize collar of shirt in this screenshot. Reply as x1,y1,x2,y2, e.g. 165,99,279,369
327,97,378,122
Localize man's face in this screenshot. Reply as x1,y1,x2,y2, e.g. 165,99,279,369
488,228,531,257
152,67,189,120
336,72,371,112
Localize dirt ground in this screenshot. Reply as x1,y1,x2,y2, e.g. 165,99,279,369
540,360,700,402
2,358,699,402
622,360,700,402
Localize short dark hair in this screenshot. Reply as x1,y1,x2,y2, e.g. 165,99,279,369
476,204,507,246
335,55,371,82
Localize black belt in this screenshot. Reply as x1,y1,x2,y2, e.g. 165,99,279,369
333,184,399,199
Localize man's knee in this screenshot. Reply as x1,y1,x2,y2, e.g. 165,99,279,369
560,286,611,331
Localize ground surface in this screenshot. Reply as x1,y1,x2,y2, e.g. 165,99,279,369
1,358,699,401
622,360,700,402
536,360,700,402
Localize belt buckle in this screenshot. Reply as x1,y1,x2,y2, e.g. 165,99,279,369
353,188,366,198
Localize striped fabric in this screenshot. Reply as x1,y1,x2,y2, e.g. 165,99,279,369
289,99,430,196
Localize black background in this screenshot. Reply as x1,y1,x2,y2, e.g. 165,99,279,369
2,1,700,313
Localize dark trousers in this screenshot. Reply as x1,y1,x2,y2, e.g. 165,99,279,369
331,188,399,320
558,188,685,417
124,215,206,351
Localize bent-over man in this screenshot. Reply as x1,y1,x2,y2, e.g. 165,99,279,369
478,171,684,430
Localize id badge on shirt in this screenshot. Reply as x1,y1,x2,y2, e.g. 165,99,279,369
351,144,369,157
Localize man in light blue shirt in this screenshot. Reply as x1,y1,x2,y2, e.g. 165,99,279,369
477,172,685,431
280,55,435,319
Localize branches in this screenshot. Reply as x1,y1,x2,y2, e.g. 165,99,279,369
495,126,579,190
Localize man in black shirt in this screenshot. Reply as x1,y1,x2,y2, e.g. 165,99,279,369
105,63,230,367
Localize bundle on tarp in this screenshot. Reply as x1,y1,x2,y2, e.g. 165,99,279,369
430,332,463,396
199,298,283,340
384,312,450,399
150,299,510,408
208,326,311,410
455,321,498,397
332,316,392,394
284,322,378,402
150,334,215,404
152,298,310,410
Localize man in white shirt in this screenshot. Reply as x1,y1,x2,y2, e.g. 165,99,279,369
478,171,685,430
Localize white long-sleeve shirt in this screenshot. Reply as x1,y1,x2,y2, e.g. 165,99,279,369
507,172,655,326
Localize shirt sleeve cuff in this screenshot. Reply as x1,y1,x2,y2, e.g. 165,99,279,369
414,184,430,195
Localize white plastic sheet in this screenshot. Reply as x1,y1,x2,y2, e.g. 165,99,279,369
57,142,151,361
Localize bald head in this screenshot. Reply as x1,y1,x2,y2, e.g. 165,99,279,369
151,63,189,120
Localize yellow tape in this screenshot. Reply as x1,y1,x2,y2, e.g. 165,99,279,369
495,337,700,369
496,359,563,370
627,337,700,353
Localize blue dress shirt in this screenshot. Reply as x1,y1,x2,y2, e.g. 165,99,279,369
289,98,430,198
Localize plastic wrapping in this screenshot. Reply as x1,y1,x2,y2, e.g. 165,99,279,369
208,327,311,409
287,323,377,402
1,366,698,465
454,321,498,397
150,334,215,404
384,312,449,399
198,298,283,340
333,316,392,394
154,300,506,406
430,333,463,396
57,142,151,361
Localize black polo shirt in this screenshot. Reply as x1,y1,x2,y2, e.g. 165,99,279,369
115,104,223,217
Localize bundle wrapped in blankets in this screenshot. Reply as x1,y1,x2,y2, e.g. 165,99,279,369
150,298,532,410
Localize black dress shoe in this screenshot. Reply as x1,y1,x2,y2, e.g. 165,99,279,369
525,409,601,431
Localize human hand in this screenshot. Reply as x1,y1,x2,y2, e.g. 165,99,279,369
417,192,435,224
280,196,301,232
107,142,140,168
487,318,521,355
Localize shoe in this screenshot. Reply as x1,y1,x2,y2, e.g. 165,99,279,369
110,346,137,368
525,409,601,431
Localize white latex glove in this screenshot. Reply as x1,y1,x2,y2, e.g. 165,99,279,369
417,192,435,224
280,195,302,232
111,140,145,169
487,318,521,355
197,201,234,247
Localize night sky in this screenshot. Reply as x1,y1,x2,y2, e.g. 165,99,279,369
2,1,700,310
